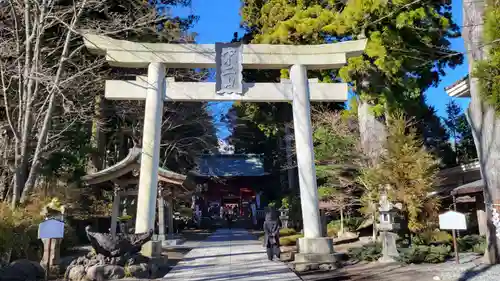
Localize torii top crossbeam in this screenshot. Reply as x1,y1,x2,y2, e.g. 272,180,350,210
83,34,367,69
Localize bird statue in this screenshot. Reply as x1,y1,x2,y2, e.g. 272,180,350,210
85,226,153,257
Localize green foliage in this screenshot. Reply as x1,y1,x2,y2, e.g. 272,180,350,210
473,239,487,255
327,220,342,237
412,230,452,246
347,243,382,261
314,111,361,225
344,217,365,231
327,217,364,235
357,115,440,232
457,235,486,253
474,0,500,113
281,198,290,209
279,228,297,237
241,0,461,101
280,234,304,246
240,0,459,167
398,245,451,264
0,201,44,262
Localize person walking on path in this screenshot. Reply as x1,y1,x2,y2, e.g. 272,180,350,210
263,208,281,261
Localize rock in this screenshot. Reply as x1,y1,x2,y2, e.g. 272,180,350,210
67,265,86,281
319,263,335,271
279,251,295,262
103,265,125,279
86,265,104,281
294,263,310,272
127,263,150,278
109,256,126,266
126,254,149,266
86,265,125,280
0,259,45,281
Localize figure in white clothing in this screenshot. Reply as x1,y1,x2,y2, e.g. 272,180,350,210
256,192,263,209
251,202,257,225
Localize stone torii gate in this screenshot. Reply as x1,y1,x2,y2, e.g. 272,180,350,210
83,34,366,263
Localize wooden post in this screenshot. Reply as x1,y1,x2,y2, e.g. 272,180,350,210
168,186,175,236
110,184,121,238
45,238,52,281
157,184,166,240
452,229,460,264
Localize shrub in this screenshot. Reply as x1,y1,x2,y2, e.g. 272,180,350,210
327,228,338,237
413,230,452,245
0,201,45,262
398,245,451,264
327,220,341,237
280,234,304,246
457,235,486,253
473,239,487,255
279,228,297,237
347,243,382,261
344,217,364,231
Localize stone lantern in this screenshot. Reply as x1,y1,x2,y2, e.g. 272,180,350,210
376,190,401,262
278,207,290,229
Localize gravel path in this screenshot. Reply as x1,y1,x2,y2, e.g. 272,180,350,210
163,228,301,281
299,253,500,281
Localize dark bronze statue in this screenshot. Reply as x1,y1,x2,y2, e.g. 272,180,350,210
85,226,153,257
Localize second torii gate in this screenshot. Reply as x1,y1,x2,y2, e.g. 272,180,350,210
83,34,366,263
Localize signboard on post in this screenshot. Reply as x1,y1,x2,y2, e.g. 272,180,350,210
215,42,243,95
439,210,466,265
38,219,65,239
439,210,467,230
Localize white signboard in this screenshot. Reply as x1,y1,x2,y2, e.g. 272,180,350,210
439,211,467,230
38,219,65,239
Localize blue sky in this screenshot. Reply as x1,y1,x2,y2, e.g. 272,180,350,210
173,0,470,139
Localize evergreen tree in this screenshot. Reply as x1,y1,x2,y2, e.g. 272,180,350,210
444,100,462,155
358,114,440,233
455,113,478,163
239,0,461,166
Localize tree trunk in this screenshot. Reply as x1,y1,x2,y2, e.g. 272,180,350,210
462,0,500,264
372,213,377,242
358,100,387,165
340,207,344,235
89,94,106,172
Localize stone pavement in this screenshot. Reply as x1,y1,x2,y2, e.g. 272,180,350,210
163,228,302,281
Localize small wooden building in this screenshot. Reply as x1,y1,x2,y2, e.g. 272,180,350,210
82,147,191,239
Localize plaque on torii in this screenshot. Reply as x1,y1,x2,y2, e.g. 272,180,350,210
215,42,243,95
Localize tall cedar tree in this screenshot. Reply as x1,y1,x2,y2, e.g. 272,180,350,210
240,0,461,167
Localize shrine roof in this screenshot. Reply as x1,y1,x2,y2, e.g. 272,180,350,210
451,179,484,196
82,147,187,186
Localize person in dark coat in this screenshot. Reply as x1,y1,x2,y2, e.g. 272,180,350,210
263,208,281,261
